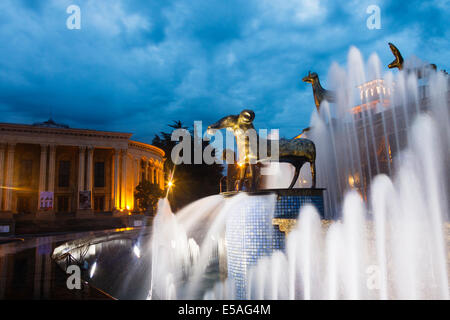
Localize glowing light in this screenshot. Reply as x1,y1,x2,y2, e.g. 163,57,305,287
90,261,97,278
133,245,141,258
126,205,130,210
115,227,134,232
168,180,174,188
348,175,355,187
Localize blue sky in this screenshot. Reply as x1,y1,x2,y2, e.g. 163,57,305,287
0,0,448,143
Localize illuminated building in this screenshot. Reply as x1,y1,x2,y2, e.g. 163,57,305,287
0,119,164,218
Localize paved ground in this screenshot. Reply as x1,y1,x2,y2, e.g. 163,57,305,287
0,231,117,299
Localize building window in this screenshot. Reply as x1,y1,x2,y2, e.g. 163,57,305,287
19,160,33,187
57,196,69,212
58,161,71,187
94,162,105,188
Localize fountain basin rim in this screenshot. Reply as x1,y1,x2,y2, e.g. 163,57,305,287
220,188,326,198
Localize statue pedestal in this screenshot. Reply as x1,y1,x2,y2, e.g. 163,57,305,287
225,188,325,299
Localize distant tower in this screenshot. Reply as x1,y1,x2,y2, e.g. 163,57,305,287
352,79,392,119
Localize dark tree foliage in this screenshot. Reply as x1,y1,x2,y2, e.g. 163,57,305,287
152,121,224,212
134,180,165,214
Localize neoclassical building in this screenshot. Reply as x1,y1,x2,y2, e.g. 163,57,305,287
0,120,165,218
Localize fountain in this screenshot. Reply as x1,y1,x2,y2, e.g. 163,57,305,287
52,44,449,300
147,43,449,300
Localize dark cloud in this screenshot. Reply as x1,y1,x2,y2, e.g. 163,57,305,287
0,0,448,143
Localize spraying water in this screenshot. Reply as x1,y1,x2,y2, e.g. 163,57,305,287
147,47,449,300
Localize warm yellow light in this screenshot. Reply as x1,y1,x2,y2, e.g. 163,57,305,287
126,205,130,210
168,180,174,188
115,227,134,232
348,175,355,187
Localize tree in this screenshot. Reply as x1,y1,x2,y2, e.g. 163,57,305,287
152,121,224,211
134,180,165,214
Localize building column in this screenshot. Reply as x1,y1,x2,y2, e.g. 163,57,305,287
86,147,94,209
37,145,48,210
134,159,139,210
149,164,154,184
134,159,139,186
0,144,5,211
121,150,127,209
144,160,148,182
77,147,86,209
4,143,15,211
159,169,164,189
48,145,56,194
113,149,120,209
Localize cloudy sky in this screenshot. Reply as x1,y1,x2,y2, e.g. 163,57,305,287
0,0,448,143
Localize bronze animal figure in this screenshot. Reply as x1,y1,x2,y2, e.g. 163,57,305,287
388,42,438,75
388,42,404,70
207,110,316,191
302,71,336,112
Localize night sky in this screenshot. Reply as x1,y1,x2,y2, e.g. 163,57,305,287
0,0,448,143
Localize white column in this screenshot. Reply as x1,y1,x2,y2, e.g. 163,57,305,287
149,164,154,184
134,159,139,187
134,159,139,210
160,169,164,189
0,144,5,211
121,150,127,209
38,145,48,210
5,143,15,211
86,147,94,209
48,145,56,194
113,149,120,209
144,160,148,182
77,147,86,209
120,149,127,209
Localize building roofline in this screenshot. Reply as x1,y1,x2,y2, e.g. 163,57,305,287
0,122,133,139
128,140,165,157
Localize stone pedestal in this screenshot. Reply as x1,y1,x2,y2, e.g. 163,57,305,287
225,188,325,299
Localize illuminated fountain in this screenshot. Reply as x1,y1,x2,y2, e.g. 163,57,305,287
147,44,449,300
53,44,449,300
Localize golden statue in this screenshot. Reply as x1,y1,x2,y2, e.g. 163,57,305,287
388,42,404,70
388,42,438,74
302,71,336,112
298,72,335,138
208,110,316,191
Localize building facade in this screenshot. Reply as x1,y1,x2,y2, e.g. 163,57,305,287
0,120,165,218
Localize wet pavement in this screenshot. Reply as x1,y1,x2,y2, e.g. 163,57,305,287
0,230,127,299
